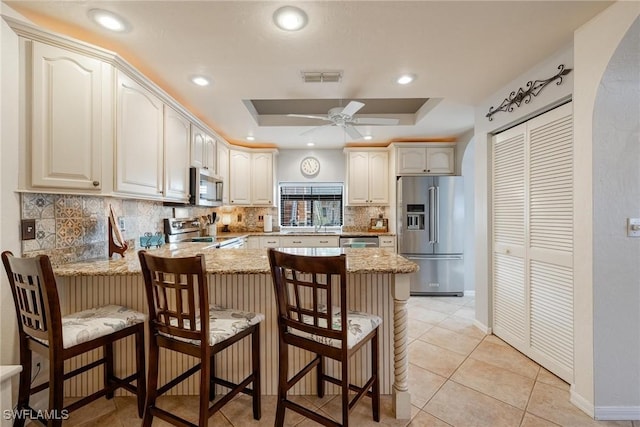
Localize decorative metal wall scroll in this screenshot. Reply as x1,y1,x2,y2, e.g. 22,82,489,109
486,64,572,121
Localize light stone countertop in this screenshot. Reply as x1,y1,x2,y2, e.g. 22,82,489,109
52,244,418,277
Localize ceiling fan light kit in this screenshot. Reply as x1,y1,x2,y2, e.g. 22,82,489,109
287,100,399,140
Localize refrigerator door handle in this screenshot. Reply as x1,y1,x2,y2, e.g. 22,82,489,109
435,185,440,244
428,186,436,243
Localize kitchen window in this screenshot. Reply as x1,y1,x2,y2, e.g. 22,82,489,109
279,183,343,228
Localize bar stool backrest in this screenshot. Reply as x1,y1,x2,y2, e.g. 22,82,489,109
2,252,62,350
267,249,348,347
138,251,210,344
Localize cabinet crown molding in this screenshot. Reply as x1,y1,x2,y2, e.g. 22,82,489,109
4,15,230,148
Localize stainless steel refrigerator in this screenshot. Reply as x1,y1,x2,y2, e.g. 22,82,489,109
397,176,464,296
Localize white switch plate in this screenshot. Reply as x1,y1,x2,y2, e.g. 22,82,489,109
627,218,640,237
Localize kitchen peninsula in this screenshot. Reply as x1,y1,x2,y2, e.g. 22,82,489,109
53,245,417,419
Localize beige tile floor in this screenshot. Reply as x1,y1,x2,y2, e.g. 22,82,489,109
30,296,640,426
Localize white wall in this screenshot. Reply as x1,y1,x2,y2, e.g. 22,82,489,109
592,14,640,418
473,44,574,330
461,137,475,293
1,11,24,366
573,2,640,418
276,149,345,183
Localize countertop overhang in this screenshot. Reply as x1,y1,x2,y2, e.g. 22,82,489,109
52,244,418,277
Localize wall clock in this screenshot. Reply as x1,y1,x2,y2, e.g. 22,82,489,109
300,156,320,177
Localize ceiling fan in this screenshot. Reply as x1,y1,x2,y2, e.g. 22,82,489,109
287,101,399,139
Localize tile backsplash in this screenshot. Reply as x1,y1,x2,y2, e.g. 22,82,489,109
20,193,391,265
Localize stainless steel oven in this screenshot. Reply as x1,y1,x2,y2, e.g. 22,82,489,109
189,167,223,207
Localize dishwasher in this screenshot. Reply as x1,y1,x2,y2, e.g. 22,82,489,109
339,236,379,248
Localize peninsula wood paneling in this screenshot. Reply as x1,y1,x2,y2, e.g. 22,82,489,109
57,272,394,397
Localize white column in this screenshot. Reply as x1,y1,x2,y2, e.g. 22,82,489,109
391,274,411,419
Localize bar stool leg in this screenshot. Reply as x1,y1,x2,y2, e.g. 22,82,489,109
104,342,115,399
209,355,216,401
372,329,380,422
49,356,64,427
142,341,159,427
316,354,325,398
14,346,32,427
135,327,146,418
274,337,287,427
251,324,261,420
198,350,211,427
341,360,349,427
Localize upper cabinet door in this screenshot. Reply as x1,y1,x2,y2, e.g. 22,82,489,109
347,152,371,204
205,135,216,173
115,71,164,197
190,125,206,169
425,147,455,175
251,152,274,205
216,143,230,205
368,151,389,204
229,150,251,205
396,147,428,174
164,106,190,201
31,42,105,191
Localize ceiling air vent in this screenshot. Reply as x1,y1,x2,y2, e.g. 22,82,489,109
301,71,342,83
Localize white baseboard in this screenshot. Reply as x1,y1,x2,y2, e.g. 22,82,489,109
595,406,640,421
473,319,491,335
570,385,594,418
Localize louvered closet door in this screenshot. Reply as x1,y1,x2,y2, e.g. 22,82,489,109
492,123,527,349
527,103,573,381
491,102,574,383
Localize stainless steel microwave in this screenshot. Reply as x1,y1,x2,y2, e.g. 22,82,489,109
189,167,223,207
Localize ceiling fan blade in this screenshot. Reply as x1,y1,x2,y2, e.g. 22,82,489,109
353,117,399,125
344,124,363,140
300,123,334,135
340,101,365,117
287,114,332,121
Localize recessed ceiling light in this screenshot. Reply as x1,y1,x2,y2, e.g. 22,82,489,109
363,135,373,141
273,6,308,31
246,136,255,141
191,76,211,87
88,9,129,32
307,142,315,147
397,74,416,85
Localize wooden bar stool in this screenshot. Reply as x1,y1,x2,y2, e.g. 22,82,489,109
1,251,146,427
138,251,262,427
267,248,381,427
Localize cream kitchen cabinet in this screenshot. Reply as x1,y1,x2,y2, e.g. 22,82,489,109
216,143,230,205
163,106,190,202
379,235,396,252
229,150,275,206
246,236,281,249
115,71,164,197
251,152,275,205
29,41,110,192
260,236,281,248
191,125,216,172
346,151,389,205
396,146,455,175
280,236,339,248
229,150,252,205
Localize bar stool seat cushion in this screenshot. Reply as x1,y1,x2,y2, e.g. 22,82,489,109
34,305,146,349
294,305,382,349
161,305,265,347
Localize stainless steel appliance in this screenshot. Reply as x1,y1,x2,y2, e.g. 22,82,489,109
164,217,245,248
189,167,223,207
339,236,379,248
397,176,464,296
